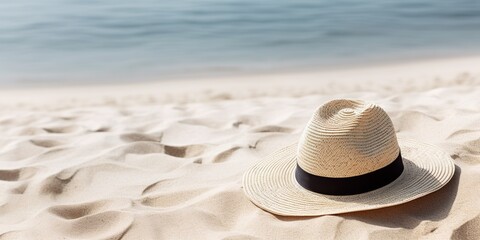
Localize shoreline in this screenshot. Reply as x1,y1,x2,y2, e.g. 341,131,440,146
3,47,480,89
1,55,480,109
3,53,480,89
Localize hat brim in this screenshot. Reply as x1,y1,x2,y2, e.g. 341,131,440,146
243,137,455,216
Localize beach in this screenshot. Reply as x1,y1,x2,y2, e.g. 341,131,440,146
0,56,479,239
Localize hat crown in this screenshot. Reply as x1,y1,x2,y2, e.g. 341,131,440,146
297,99,400,178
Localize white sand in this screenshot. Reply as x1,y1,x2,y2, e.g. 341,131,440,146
0,56,479,239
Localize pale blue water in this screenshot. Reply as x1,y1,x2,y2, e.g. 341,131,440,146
1,0,480,86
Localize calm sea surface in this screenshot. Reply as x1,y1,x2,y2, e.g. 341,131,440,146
1,0,480,86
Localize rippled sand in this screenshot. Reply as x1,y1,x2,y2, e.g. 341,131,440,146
0,57,479,239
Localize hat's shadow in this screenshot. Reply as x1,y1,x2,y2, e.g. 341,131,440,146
275,164,460,229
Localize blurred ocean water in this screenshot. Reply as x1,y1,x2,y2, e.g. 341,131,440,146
1,0,480,86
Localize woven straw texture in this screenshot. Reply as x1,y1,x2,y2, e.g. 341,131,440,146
243,99,455,216
297,99,400,177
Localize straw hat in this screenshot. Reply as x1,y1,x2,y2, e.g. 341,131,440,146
243,99,455,216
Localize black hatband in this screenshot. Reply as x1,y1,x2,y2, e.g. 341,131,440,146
294,153,404,195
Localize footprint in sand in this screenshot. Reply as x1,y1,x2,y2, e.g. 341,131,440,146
451,214,480,240
211,146,241,163
40,169,77,196
10,183,29,194
0,167,37,182
163,144,207,158
30,139,64,148
42,125,82,134
141,178,177,195
250,125,293,133
120,132,163,143
108,141,207,160
48,198,132,220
